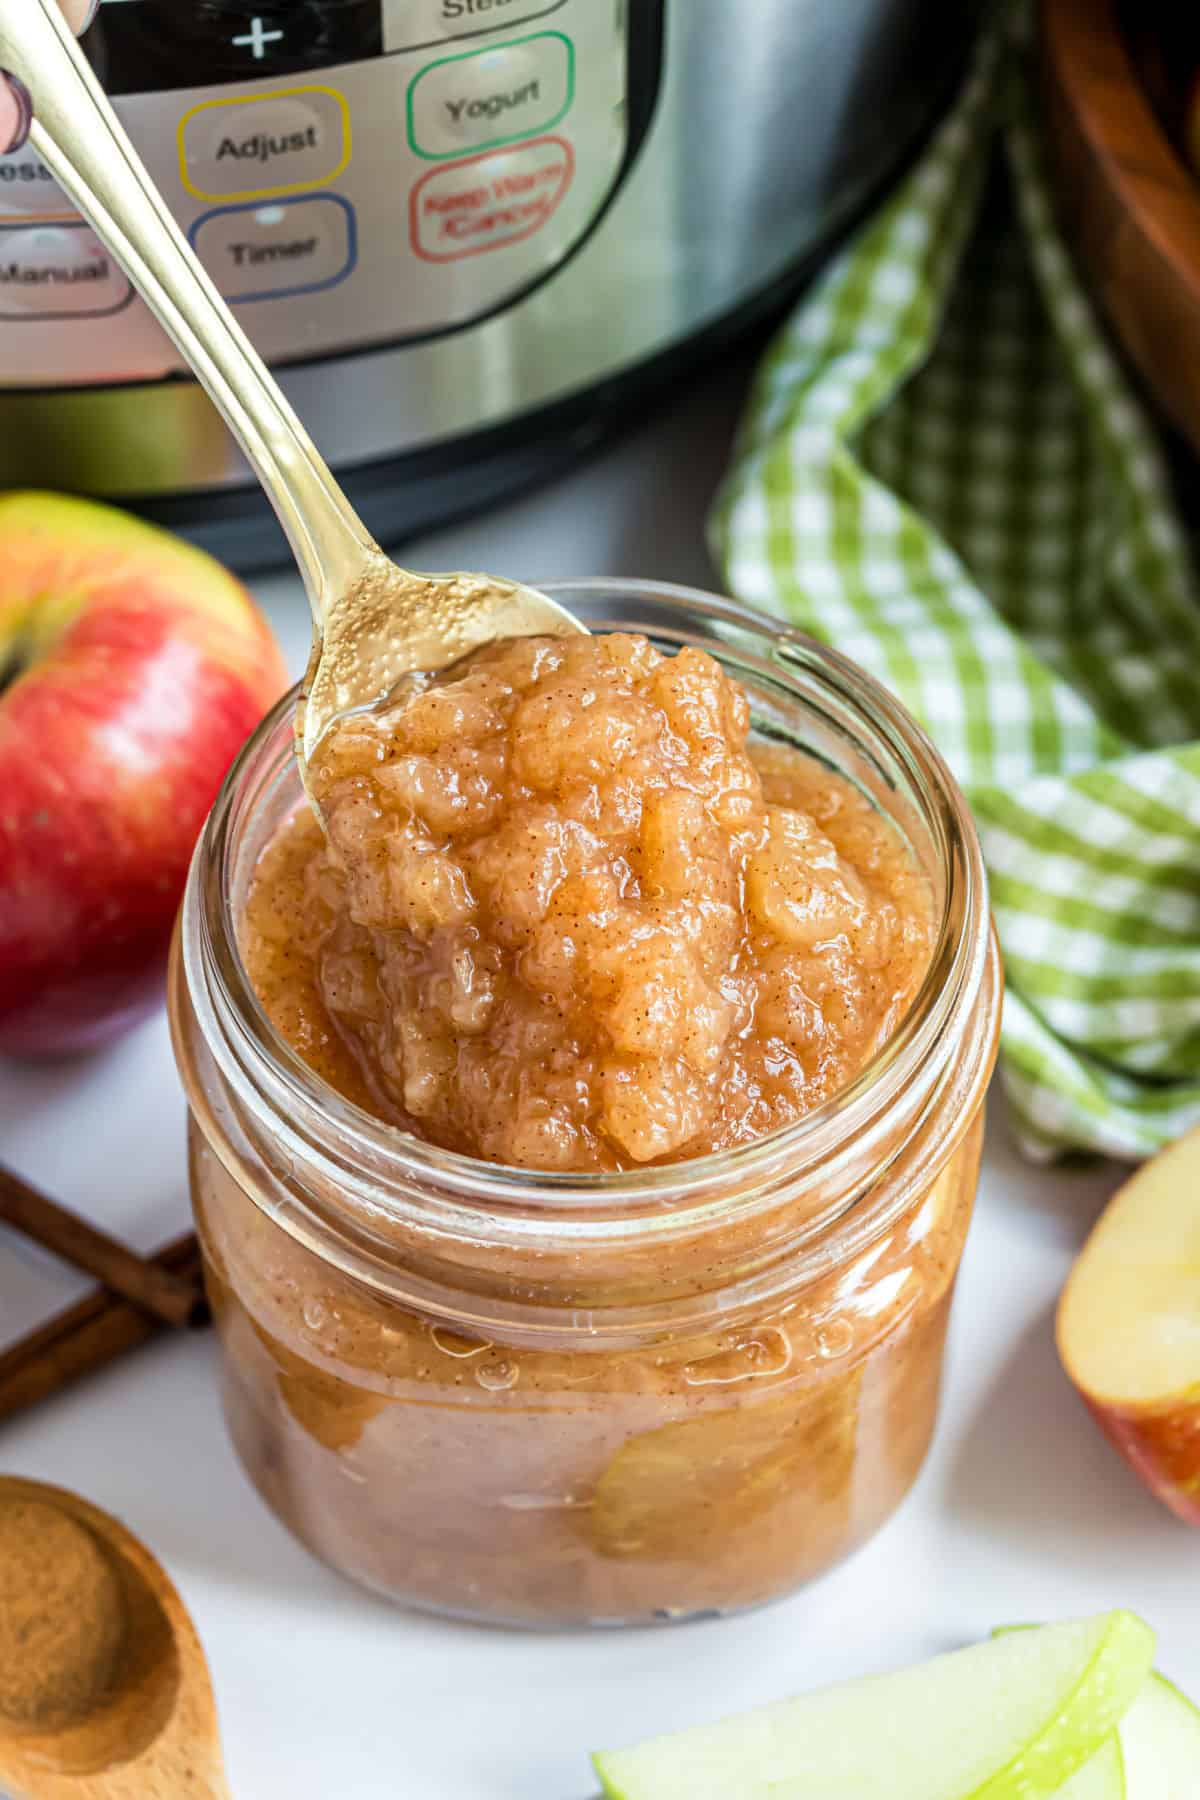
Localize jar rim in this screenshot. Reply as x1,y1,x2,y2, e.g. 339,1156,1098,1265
181,579,997,1256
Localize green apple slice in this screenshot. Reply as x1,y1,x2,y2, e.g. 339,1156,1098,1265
1119,1672,1200,1796
1048,1673,1200,1799
1055,1738,1124,1799
592,1611,1154,1800
998,1625,1200,1797
1017,1670,1200,1800
1022,1672,1200,1799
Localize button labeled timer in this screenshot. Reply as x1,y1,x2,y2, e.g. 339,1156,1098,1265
189,194,357,302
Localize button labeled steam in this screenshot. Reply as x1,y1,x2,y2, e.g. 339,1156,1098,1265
0,225,133,319
382,0,568,54
188,194,357,302
179,87,351,203
408,32,574,159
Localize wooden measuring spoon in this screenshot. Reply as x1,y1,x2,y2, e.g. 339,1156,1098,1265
0,1477,229,1800
0,2,586,781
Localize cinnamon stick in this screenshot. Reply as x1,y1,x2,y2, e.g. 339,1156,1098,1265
0,1233,207,1425
0,1163,204,1329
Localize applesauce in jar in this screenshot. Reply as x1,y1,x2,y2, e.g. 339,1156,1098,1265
171,581,1001,1626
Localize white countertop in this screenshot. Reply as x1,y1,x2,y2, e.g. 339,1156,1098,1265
1,366,1193,1800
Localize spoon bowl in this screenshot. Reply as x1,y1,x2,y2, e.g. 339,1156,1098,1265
0,1,585,782
0,1477,229,1800
299,551,583,767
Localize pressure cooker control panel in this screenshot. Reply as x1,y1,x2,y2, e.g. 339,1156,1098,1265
0,0,639,387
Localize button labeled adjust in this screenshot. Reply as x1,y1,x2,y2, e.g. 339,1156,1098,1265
0,225,133,319
179,87,351,203
410,135,574,261
408,32,573,159
189,195,357,303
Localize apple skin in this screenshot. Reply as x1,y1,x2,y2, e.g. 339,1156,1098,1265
0,492,287,1056
1056,1124,1200,1526
1082,1397,1200,1528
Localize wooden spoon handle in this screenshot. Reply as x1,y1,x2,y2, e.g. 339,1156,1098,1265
5,1753,232,1800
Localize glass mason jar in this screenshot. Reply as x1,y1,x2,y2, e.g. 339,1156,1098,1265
169,580,1001,1628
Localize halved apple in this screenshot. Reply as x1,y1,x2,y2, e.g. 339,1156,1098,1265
592,1611,1154,1800
1057,1127,1200,1524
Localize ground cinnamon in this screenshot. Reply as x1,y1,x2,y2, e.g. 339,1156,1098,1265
0,1496,126,1728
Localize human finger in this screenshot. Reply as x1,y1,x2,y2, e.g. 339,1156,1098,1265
1,1,100,153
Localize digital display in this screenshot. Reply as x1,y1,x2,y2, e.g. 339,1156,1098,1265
85,1,385,94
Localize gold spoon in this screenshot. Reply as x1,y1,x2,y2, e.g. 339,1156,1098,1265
0,3,585,770
0,1476,229,1800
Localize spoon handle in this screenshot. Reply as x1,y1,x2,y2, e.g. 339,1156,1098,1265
0,0,369,619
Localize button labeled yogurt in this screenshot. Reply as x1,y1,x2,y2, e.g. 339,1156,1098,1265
408,33,574,158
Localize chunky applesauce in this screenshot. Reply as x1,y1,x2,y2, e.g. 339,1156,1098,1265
250,634,935,1169
175,615,999,1626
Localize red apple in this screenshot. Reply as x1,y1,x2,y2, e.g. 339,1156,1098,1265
1057,1126,1200,1525
0,492,287,1055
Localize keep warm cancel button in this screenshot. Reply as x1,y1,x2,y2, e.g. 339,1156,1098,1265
410,136,573,262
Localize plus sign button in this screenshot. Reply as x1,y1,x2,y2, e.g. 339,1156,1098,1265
231,14,286,60
84,3,384,95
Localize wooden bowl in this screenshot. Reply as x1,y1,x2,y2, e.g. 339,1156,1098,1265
1040,0,1200,453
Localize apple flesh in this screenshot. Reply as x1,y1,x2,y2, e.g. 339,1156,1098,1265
1057,1127,1200,1525
1034,1677,1200,1800
999,1625,1200,1795
1056,1739,1123,1798
592,1611,1155,1800
1120,1669,1200,1795
0,492,286,1055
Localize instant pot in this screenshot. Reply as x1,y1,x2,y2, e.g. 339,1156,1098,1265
0,0,980,568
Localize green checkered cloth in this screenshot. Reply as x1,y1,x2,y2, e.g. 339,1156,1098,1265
710,27,1200,1162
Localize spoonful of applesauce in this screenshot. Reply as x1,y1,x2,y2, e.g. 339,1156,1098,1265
0,1477,230,1800
0,3,584,771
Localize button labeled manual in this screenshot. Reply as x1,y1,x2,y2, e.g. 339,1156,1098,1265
408,32,574,159
410,135,574,261
0,224,132,319
189,195,357,302
179,87,351,203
